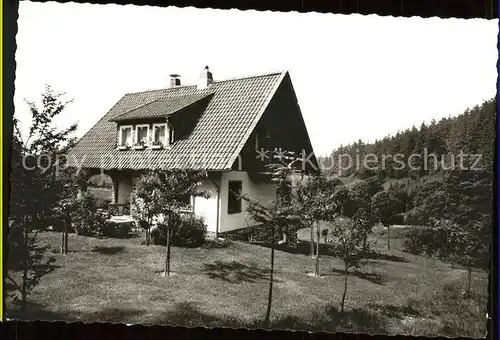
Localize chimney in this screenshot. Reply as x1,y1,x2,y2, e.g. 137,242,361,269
169,74,181,87
197,66,213,89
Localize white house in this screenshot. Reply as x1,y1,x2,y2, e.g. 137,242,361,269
67,66,318,237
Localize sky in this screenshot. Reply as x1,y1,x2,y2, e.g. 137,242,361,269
15,2,498,156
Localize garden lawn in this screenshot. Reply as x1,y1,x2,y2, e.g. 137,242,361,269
6,229,488,337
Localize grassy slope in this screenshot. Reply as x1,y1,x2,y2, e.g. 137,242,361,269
6,229,488,337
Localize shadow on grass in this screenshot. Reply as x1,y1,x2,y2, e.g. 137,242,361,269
7,300,387,334
202,260,272,284
257,241,407,263
269,304,390,334
158,301,246,328
50,248,79,254
80,308,147,323
121,232,141,239
330,268,385,285
367,303,421,319
6,299,147,324
157,301,389,333
256,240,334,258
362,249,407,263
91,246,126,255
6,300,77,322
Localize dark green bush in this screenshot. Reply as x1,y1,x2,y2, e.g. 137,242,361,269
402,227,433,255
172,214,207,247
202,238,232,249
152,213,207,247
70,193,116,238
71,193,98,236
101,220,132,238
404,208,427,226
151,225,165,245
391,213,406,225
402,218,456,256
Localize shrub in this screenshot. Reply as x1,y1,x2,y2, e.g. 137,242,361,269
70,193,116,238
152,214,207,247
404,208,427,226
202,238,232,249
71,193,99,236
402,227,432,255
93,209,112,237
101,220,132,238
151,225,165,245
391,213,406,225
172,214,207,247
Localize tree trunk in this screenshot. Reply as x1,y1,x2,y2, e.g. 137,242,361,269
147,217,153,246
21,217,30,318
264,228,275,328
64,220,69,254
20,289,27,318
314,222,320,277
310,224,315,258
341,263,348,313
465,268,472,296
60,231,65,254
165,226,171,277
387,225,391,251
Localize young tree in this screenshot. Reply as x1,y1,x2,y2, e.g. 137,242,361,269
405,217,489,297
371,191,397,250
328,217,366,313
333,185,352,217
322,228,329,244
349,181,378,250
157,169,210,276
130,173,163,246
52,166,86,253
295,173,340,277
242,156,304,327
293,175,317,258
131,169,210,276
387,184,410,214
243,196,302,327
8,85,77,316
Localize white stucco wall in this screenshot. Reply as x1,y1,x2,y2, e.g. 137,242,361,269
193,179,220,233
116,171,275,235
219,171,276,233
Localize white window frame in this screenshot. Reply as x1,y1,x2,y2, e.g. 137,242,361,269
135,124,150,147
152,123,168,148
118,125,133,149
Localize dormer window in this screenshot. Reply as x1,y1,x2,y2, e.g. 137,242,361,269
135,125,149,149
118,125,133,149
152,123,168,149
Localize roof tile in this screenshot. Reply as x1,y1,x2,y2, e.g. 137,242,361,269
68,71,286,171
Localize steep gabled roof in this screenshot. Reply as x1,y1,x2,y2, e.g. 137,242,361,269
110,92,215,122
68,71,297,171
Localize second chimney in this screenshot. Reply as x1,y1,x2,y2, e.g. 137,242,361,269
169,74,181,87
197,66,213,89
